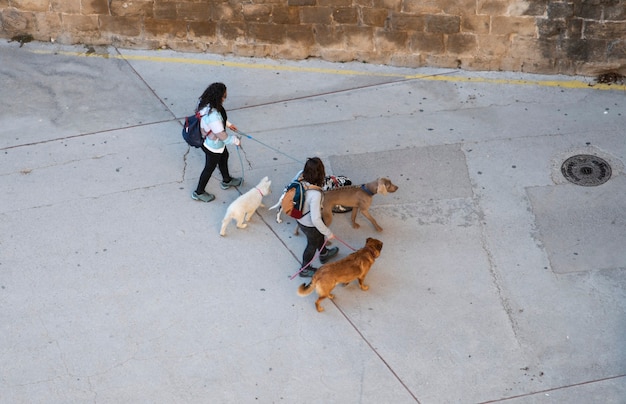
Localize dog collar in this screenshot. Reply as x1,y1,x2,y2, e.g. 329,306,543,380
255,187,264,196
361,184,374,196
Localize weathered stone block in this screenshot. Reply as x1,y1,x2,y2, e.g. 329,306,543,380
409,31,444,53
461,15,490,34
604,4,626,20
313,24,345,47
243,4,272,23
565,38,608,62
584,21,626,40
574,2,602,20
333,7,358,24
537,17,566,39
441,0,476,16
219,22,245,41
425,14,460,34
345,26,374,50
111,1,154,18
1,9,31,32
234,43,273,58
285,25,315,46
82,0,109,15
247,22,286,44
301,7,333,25
607,39,626,61
10,0,48,12
423,54,464,68
547,2,574,19
567,18,583,39
521,0,548,16
214,3,242,23
477,0,508,16
62,14,99,34
492,16,537,37
189,21,216,39
145,18,187,39
375,29,408,51
154,3,178,20
271,6,300,24
372,0,402,12
447,33,478,55
288,0,315,6
319,0,352,6
362,8,388,27
51,0,80,14
390,12,425,31
99,15,141,36
319,48,356,62
403,0,442,14
477,34,509,56
177,2,212,22
34,12,62,38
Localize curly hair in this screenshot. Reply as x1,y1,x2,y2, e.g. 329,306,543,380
197,82,227,124
302,157,326,187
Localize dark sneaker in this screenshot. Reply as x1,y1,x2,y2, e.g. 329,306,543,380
192,191,215,202
220,177,242,190
319,247,339,264
332,205,353,213
299,267,317,278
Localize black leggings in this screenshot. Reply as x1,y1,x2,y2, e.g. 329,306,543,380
297,222,329,266
195,146,232,194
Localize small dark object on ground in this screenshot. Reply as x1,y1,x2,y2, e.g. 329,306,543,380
595,72,625,85
10,34,34,47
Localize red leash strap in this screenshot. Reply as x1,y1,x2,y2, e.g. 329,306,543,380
289,239,328,280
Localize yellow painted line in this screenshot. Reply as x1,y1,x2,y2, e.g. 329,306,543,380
30,48,626,91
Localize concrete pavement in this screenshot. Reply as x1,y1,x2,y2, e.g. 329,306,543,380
1,40,625,403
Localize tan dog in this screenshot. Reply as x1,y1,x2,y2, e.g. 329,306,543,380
298,237,383,312
322,178,398,232
220,176,271,236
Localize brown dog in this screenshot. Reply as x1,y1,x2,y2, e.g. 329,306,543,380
322,178,398,232
298,237,383,312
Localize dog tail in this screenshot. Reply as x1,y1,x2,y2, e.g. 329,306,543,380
297,282,314,296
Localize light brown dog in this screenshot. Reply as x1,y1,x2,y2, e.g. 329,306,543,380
322,178,398,232
297,237,383,312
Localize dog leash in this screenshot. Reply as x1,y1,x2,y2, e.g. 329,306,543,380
234,129,304,165
289,239,328,280
332,235,357,252
289,235,358,280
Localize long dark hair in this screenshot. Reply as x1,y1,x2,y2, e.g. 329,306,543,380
197,82,227,124
302,157,326,187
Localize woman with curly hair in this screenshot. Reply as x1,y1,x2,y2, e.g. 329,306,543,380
296,157,339,277
192,82,242,203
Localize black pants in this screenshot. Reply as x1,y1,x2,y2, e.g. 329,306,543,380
297,222,329,267
195,146,232,194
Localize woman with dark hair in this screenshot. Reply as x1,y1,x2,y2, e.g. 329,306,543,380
192,82,242,203
296,157,339,277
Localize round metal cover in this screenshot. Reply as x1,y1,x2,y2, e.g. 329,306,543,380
561,154,611,186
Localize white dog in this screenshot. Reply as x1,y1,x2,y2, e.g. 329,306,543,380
220,176,271,236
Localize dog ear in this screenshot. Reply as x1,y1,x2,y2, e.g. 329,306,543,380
377,179,387,194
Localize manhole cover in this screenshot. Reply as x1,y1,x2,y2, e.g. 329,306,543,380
561,154,612,186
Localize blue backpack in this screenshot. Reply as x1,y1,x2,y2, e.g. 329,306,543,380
281,180,322,219
182,112,204,148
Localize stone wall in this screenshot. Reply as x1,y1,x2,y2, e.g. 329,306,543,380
1,0,625,76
